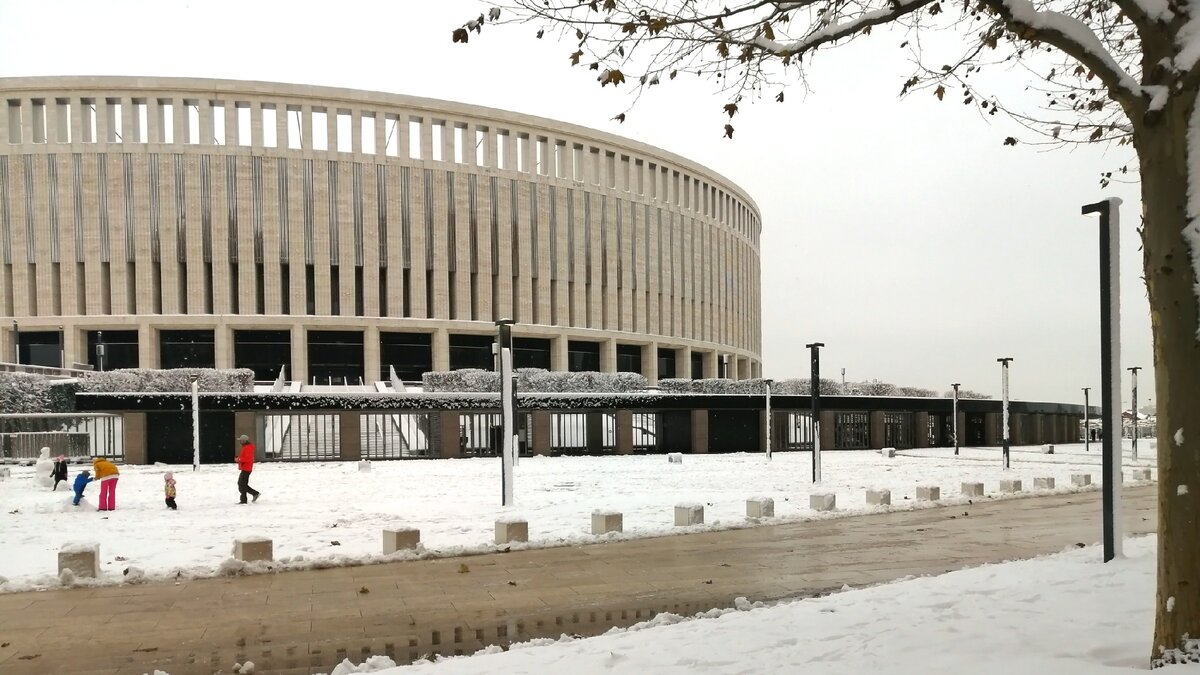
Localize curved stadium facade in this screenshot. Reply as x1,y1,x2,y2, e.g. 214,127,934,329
0,77,761,384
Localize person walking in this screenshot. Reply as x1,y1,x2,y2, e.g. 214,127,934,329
92,457,120,511
164,472,178,510
236,434,260,504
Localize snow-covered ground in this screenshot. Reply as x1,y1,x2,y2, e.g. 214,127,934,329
322,535,1197,675
0,442,1155,591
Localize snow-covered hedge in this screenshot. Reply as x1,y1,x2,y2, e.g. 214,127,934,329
944,388,990,399
0,373,78,413
657,378,770,395
79,368,256,393
770,378,843,395
422,368,648,393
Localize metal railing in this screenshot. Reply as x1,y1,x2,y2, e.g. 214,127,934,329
0,413,123,461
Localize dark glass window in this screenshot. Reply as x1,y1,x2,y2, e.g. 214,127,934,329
567,340,600,372
616,344,642,374
691,352,704,379
233,329,291,381
449,333,494,371
87,330,138,371
514,337,551,370
657,347,677,379
18,330,64,368
159,329,215,369
307,330,364,383
380,332,432,381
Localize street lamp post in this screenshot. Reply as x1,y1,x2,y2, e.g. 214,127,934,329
96,330,106,372
11,320,18,364
998,358,1013,469
764,379,774,461
58,325,64,369
1083,387,1091,452
1082,197,1124,562
806,342,825,483
191,374,201,472
1128,366,1141,461
951,383,961,455
496,318,516,506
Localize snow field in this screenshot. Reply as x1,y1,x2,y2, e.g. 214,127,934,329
1,442,1154,592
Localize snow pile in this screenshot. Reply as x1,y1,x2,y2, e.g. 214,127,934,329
357,536,1198,675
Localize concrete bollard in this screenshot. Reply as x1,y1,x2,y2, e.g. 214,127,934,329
234,537,273,563
999,479,1022,493
358,460,372,472
1130,468,1153,481
746,497,774,519
916,485,941,502
1071,474,1093,487
382,527,421,554
1034,477,1056,490
591,511,623,535
1041,444,1055,454
58,543,100,579
809,493,836,512
667,453,683,464
866,489,891,506
0,466,10,479
880,447,896,458
674,504,704,526
495,518,529,544
961,482,985,498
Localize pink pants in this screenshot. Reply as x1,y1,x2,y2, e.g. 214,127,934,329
98,477,118,511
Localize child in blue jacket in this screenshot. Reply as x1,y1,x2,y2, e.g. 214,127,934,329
72,470,93,506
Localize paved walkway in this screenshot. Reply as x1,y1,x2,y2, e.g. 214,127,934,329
0,486,1158,675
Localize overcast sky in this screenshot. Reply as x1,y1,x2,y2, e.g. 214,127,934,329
0,0,1154,406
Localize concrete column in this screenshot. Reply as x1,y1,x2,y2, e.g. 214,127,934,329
869,411,886,449
138,324,156,369
690,409,709,454
1012,414,1027,446
223,101,238,147
675,346,691,380
123,412,147,465
436,411,461,459
642,343,658,385
215,325,235,370
600,339,616,373
61,326,79,370
364,324,380,383
586,412,604,453
914,411,931,448
432,328,450,372
819,410,835,450
291,325,308,384
551,335,568,373
532,411,552,456
251,102,264,149
956,411,967,446
339,412,361,461
615,410,633,455
704,351,718,379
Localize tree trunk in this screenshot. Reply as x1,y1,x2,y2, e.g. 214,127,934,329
1141,87,1200,666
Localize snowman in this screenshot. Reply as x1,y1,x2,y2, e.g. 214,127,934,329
34,447,54,488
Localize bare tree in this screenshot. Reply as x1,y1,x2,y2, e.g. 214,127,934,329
459,0,1199,665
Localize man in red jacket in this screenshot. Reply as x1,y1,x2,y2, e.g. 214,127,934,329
236,434,261,504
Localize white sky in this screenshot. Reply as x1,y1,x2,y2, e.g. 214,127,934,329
0,0,1154,406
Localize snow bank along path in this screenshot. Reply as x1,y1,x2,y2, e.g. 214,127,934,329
351,536,1199,675
0,442,1155,592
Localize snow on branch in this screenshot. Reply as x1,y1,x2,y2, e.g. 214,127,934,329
982,0,1144,106
753,0,935,56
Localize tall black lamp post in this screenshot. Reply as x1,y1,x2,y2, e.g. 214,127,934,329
806,342,824,483
1128,366,1141,461
997,357,1013,469
951,382,961,455
1083,386,1091,452
1082,197,1123,562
